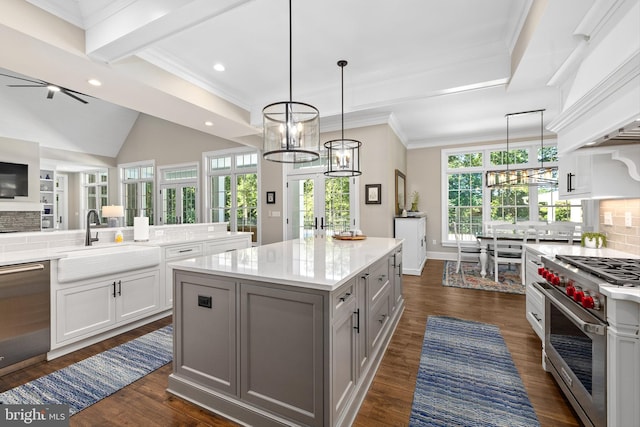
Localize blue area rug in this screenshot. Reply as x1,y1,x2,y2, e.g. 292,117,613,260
0,325,172,415
409,316,540,427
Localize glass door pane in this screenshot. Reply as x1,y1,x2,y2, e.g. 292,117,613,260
181,186,197,224
163,187,178,224
324,177,350,235
236,173,257,242
210,175,230,224
288,177,315,239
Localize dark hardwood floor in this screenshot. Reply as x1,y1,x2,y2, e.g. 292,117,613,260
0,259,581,426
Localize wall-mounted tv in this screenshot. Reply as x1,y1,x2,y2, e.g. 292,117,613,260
0,162,29,198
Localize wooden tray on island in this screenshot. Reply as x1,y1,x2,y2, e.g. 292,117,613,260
332,235,367,241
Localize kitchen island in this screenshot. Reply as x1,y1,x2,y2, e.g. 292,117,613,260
167,236,403,427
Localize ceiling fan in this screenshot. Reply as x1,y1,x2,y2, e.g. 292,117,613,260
0,72,92,104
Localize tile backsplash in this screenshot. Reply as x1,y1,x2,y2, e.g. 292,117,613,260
0,210,41,232
599,198,640,256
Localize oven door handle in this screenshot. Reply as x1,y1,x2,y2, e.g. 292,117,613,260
533,282,606,336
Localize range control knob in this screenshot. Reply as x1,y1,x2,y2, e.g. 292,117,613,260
538,266,545,276
582,295,595,309
566,284,576,297
574,289,585,303
552,275,561,286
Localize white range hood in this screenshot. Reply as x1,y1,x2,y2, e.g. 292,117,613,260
548,0,640,155
548,0,640,185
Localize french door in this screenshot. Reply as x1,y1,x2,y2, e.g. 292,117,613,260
160,184,197,224
286,173,357,240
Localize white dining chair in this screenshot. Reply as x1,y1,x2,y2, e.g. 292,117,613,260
452,222,481,273
487,224,532,284
483,220,511,235
540,222,577,244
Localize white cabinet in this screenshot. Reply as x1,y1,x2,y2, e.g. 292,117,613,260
559,152,640,199
54,268,160,346
163,242,204,308
394,216,426,275
39,169,55,230
524,246,544,341
606,297,640,427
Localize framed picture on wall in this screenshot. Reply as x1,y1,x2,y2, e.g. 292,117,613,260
266,191,276,204
365,184,381,204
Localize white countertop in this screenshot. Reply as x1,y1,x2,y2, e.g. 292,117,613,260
526,243,640,303
169,236,402,291
526,243,640,259
0,231,252,267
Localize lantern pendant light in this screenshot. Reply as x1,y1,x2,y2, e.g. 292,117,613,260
324,60,362,177
262,0,320,163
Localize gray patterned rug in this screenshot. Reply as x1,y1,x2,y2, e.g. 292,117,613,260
409,316,540,427
443,260,525,294
0,325,172,415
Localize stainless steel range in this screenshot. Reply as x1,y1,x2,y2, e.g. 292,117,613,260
532,255,640,427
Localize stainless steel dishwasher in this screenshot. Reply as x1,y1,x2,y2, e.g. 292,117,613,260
0,261,50,374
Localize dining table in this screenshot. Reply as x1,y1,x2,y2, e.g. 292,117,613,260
475,232,580,278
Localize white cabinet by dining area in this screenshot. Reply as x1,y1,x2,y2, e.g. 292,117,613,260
394,216,427,275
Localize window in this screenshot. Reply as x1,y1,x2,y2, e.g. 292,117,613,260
121,162,154,226
159,164,198,225
82,170,108,224
205,150,258,242
442,142,580,243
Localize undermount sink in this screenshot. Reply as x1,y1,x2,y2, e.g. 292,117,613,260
57,244,161,283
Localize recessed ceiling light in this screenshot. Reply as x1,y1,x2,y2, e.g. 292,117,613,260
213,63,225,72
205,121,214,127
47,85,61,92
88,79,102,86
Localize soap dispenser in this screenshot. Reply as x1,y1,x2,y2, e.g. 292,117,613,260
115,229,124,243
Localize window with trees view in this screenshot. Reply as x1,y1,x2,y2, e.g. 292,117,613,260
159,164,198,225
206,150,258,242
121,163,154,226
443,143,582,242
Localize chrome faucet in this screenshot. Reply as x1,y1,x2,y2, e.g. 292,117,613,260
85,209,101,246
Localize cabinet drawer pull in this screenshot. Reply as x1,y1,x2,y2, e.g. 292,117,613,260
112,281,117,298
178,248,194,253
117,280,122,296
339,292,351,302
379,314,387,323
353,309,360,333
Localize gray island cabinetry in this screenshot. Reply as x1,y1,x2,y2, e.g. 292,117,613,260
168,237,403,427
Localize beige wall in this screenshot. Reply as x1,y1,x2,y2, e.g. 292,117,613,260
321,124,406,238
260,157,284,245
117,113,242,166
599,198,640,255
117,115,408,242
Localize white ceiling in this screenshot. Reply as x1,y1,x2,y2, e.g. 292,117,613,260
0,0,599,158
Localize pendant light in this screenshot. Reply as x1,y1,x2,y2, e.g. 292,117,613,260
262,0,320,163
485,109,557,187
324,60,362,177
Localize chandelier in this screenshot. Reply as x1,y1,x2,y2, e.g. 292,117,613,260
324,60,362,177
486,109,558,188
262,0,320,163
